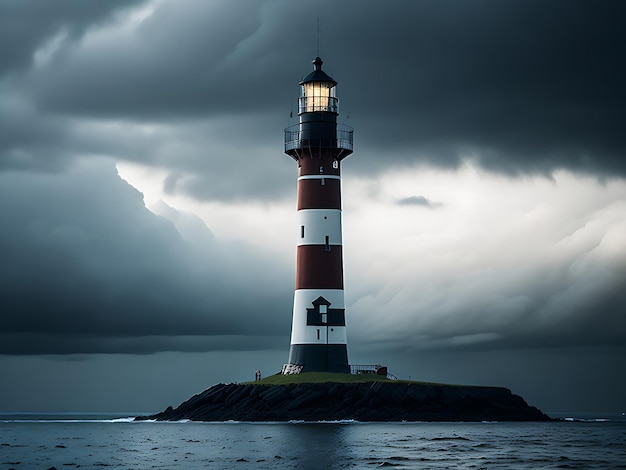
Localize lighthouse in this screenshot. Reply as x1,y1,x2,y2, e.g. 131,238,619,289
282,57,354,374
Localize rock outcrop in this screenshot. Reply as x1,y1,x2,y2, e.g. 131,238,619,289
137,381,550,422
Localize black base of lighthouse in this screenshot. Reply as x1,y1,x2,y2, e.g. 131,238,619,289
288,344,350,373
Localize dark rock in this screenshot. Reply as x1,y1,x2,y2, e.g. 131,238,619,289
138,381,551,422
285,389,325,410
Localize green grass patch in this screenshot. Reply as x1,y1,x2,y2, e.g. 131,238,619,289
241,371,443,386
241,372,390,385
241,372,482,388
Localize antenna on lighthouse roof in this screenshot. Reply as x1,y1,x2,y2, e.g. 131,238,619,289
316,17,321,56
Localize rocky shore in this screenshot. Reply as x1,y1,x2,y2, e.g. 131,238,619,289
137,379,550,422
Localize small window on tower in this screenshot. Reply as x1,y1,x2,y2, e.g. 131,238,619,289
320,304,327,314
325,235,330,251
317,329,320,340
333,160,338,169
319,166,324,173
321,313,327,324
321,178,325,186
300,225,305,238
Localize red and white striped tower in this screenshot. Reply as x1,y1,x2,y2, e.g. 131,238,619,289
282,57,354,374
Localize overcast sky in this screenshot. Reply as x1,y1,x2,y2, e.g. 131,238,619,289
1,0,624,414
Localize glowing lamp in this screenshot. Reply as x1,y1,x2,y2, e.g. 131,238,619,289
299,57,338,114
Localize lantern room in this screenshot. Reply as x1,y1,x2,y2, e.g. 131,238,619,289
299,57,338,114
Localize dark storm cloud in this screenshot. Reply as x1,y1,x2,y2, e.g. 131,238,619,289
332,0,626,177
0,0,143,76
0,96,72,171
0,159,291,355
0,0,145,171
0,0,622,200
25,0,284,117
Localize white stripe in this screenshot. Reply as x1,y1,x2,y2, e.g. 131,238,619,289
297,209,342,246
290,325,347,345
298,175,341,181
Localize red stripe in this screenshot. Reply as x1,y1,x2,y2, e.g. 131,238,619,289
296,245,344,289
297,179,341,210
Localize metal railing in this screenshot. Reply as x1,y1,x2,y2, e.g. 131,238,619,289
284,124,353,153
350,364,397,380
298,96,339,114
280,363,397,380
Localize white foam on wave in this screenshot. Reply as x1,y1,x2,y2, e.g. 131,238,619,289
109,417,137,423
563,417,610,423
288,419,360,424
2,419,130,424
1,416,147,424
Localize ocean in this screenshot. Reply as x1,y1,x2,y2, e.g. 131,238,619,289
1,413,625,469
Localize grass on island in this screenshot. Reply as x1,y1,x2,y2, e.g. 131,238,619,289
244,371,427,386
245,372,391,385
241,372,480,388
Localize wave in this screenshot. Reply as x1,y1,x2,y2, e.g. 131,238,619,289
288,419,360,424
562,417,610,423
1,415,143,424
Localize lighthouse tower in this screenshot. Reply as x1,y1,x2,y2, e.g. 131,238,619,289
282,57,354,374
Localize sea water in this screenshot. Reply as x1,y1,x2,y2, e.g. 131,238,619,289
1,413,625,469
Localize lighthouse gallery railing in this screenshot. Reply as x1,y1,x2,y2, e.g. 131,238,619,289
284,124,353,153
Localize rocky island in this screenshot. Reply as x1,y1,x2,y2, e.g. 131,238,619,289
136,373,550,422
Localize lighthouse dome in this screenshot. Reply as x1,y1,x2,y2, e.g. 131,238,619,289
299,57,337,86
